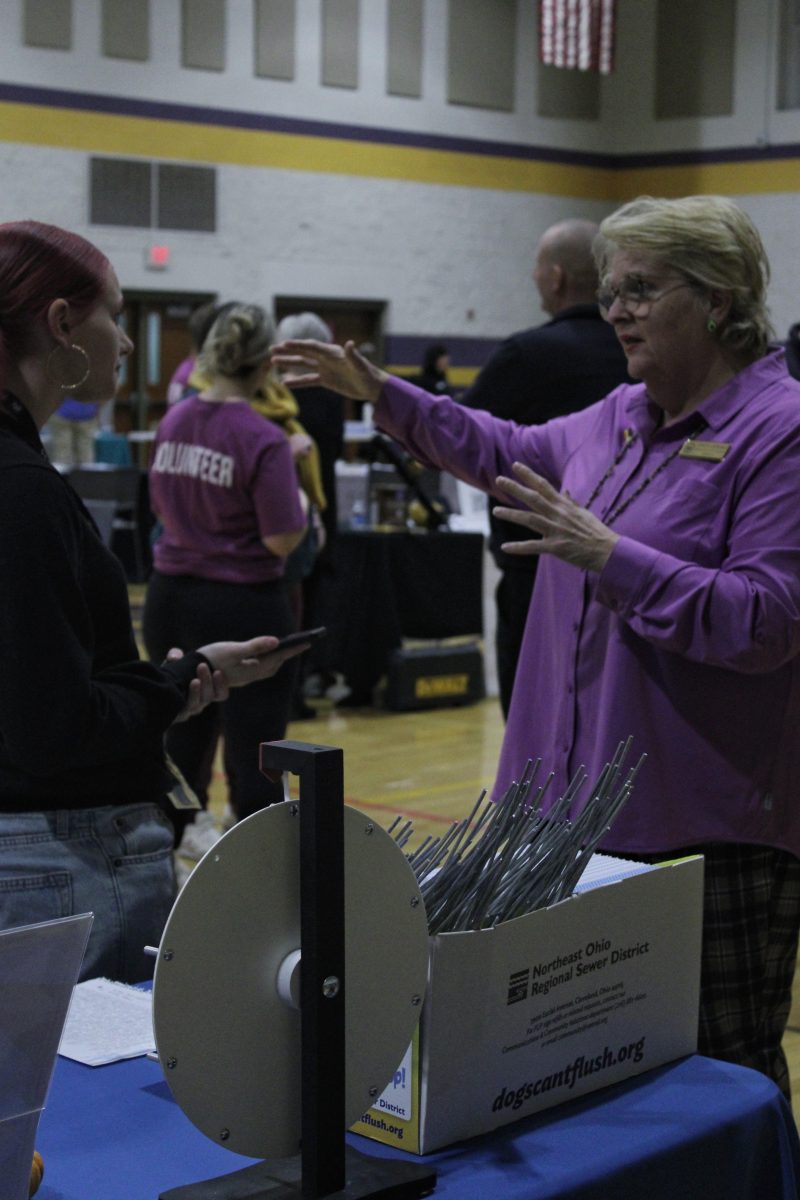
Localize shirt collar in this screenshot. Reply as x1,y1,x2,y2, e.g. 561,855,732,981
695,347,790,432
621,348,790,438
547,303,603,326
0,391,48,456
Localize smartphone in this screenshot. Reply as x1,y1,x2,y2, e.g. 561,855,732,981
274,626,327,652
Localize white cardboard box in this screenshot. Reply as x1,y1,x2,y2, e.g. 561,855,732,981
351,855,703,1154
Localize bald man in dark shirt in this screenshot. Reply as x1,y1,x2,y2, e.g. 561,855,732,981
462,218,629,717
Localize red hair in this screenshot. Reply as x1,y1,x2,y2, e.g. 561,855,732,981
0,221,110,387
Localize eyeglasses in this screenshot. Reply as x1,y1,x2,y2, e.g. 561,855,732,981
597,277,694,319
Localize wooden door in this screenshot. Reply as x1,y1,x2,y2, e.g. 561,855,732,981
113,292,215,435
274,296,387,423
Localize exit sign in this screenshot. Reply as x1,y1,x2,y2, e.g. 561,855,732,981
145,244,170,270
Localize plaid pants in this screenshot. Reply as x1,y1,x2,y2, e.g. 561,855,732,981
694,844,800,1100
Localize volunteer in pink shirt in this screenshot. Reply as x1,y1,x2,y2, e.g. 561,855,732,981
145,304,307,836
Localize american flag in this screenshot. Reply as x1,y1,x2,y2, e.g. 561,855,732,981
539,0,617,74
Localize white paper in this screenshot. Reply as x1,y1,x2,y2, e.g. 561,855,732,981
574,852,656,892
58,977,155,1066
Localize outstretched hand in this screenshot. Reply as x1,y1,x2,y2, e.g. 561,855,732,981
271,339,386,403
494,462,619,574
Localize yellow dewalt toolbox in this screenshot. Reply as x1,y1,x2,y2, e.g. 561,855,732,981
384,642,485,711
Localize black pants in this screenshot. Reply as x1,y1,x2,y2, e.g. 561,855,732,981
495,568,536,720
143,572,297,825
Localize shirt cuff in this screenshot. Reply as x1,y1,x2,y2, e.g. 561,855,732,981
160,649,213,693
596,535,661,616
375,375,429,436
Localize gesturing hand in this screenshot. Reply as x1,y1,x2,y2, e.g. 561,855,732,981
494,462,619,574
270,339,386,403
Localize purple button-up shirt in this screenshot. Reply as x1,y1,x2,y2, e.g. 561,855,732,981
376,350,800,856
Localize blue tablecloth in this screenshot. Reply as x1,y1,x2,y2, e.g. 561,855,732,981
36,1053,800,1199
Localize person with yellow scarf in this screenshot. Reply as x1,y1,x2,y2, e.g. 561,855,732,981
183,315,329,727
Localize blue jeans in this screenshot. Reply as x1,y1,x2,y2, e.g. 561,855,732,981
0,805,176,983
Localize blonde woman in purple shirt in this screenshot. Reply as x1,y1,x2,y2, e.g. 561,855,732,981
273,195,800,1099
144,305,307,845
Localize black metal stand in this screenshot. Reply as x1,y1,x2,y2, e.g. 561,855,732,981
159,739,436,1200
369,435,448,529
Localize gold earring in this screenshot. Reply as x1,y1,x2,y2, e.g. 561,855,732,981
46,344,91,390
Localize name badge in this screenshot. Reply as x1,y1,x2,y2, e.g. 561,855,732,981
679,440,730,462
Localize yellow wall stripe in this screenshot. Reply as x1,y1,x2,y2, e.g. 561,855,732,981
0,100,614,198
618,159,800,198
390,366,480,386
1,98,798,200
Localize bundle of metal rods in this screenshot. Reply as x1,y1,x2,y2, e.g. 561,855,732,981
387,739,645,935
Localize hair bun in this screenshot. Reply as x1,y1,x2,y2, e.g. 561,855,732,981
199,304,275,378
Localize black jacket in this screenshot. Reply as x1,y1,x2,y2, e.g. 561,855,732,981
0,394,203,810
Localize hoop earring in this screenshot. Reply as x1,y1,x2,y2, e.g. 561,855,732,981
46,343,90,391
707,319,717,334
